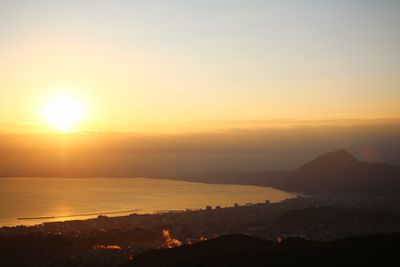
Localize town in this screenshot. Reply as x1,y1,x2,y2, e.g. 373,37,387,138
2,194,400,266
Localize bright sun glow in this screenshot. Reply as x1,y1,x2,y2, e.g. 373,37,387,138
42,93,86,132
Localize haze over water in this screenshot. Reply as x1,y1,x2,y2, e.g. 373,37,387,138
0,177,294,226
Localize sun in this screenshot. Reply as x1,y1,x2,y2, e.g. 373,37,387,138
42,93,86,132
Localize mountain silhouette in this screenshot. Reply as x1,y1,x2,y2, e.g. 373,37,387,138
296,149,359,173
277,149,400,193
186,149,400,194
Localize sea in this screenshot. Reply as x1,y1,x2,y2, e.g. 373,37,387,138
0,177,295,226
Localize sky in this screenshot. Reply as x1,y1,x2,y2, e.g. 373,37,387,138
0,0,400,133
1,124,400,176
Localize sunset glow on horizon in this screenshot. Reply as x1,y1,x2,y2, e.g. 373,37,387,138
1,4,400,264
0,1,399,134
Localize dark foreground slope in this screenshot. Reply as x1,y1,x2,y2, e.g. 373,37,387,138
125,233,400,267
186,149,400,194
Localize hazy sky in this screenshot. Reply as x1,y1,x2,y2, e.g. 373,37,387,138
1,123,400,176
1,0,400,133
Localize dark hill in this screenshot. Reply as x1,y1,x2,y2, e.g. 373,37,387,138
184,149,400,194
123,233,400,267
282,149,400,193
296,149,359,173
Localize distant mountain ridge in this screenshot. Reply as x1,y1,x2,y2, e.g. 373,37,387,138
296,149,359,172
285,149,400,193
184,149,400,194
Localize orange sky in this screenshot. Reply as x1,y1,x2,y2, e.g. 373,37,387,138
0,1,399,133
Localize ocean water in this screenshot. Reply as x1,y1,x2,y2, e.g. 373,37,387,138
0,177,295,226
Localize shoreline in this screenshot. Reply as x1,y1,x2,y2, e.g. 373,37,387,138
17,209,142,221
